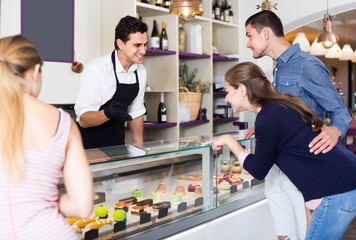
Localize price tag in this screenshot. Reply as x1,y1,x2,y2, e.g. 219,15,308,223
243,181,250,189
113,221,126,233
139,213,151,225
230,185,238,193
158,208,169,219
177,202,187,213
84,229,98,240
194,197,204,208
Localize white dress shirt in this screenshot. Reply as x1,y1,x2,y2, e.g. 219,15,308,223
74,50,146,123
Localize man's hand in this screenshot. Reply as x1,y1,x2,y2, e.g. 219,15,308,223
244,126,255,139
308,125,341,154
104,101,132,122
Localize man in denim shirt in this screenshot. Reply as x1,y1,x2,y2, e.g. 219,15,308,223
244,11,352,240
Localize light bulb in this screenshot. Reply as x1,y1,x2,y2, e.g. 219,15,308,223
178,10,196,21
322,40,334,49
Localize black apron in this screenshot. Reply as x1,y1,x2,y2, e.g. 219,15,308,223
79,51,139,149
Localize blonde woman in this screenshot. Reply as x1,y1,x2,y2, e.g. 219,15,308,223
203,62,356,240
0,35,93,239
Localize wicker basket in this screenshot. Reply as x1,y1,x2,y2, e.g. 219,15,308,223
179,87,202,121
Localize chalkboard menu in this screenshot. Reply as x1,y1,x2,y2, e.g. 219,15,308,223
21,0,74,62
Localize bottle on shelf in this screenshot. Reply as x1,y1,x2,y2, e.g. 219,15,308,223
141,0,149,3
220,0,225,21
228,0,233,23
155,0,163,7
143,103,148,123
150,20,160,49
212,3,216,19
224,0,229,22
214,0,221,20
158,92,167,123
160,22,168,50
163,0,171,9
178,23,186,52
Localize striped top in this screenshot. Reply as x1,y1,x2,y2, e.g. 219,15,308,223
0,109,78,240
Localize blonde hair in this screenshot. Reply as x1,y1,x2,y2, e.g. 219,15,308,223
0,35,43,182
225,62,324,131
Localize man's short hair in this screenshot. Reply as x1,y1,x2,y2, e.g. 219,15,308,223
114,15,148,50
245,11,284,37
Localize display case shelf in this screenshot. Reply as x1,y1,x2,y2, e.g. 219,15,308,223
213,117,239,123
125,122,177,130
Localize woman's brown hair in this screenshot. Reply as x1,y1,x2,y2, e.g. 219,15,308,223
0,35,43,182
225,62,324,131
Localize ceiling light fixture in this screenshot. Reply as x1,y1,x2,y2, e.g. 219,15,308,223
325,43,341,59
169,0,203,21
339,44,354,61
310,37,326,56
317,0,339,49
292,32,310,52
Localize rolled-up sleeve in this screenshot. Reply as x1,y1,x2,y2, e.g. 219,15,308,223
302,62,351,137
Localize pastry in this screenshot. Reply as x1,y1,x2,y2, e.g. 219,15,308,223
178,174,202,181
170,193,182,204
95,205,108,219
152,201,171,212
156,182,167,193
119,196,137,205
76,217,97,228
232,161,242,173
136,198,153,207
114,202,129,212
67,218,80,225
219,180,231,190
188,183,201,192
113,209,127,222
175,183,186,196
151,191,163,203
132,189,143,200
194,186,202,198
131,205,146,215
89,219,113,229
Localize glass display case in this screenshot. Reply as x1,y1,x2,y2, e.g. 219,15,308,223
59,130,264,240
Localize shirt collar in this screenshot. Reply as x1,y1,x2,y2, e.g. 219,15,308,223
275,43,301,64
115,50,138,73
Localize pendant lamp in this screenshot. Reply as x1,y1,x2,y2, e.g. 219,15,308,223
325,43,341,59
339,44,354,61
169,0,203,21
292,32,310,52
310,37,326,56
317,0,338,49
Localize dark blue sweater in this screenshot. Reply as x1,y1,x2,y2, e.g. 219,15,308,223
244,103,356,201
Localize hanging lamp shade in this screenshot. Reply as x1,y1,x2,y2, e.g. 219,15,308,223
317,14,339,49
292,32,311,52
351,50,356,63
310,37,326,56
325,43,341,59
339,44,354,61
169,0,203,21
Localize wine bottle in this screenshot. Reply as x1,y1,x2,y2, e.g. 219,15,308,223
143,103,148,123
158,92,167,123
150,20,160,49
228,1,233,23
214,0,220,20
163,0,171,9
220,0,225,21
160,22,168,50
178,23,186,52
224,0,229,22
155,0,163,7
141,0,149,3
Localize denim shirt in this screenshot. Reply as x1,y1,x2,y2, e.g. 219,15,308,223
273,44,351,137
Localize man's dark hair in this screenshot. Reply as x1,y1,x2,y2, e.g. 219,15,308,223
114,15,148,50
245,11,284,37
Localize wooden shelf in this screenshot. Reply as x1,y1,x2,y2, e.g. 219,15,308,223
213,55,239,62
213,117,239,123
146,48,176,56
179,51,210,59
125,122,177,130
213,91,226,96
180,120,209,126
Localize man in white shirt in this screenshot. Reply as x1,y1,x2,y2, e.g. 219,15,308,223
75,16,148,148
